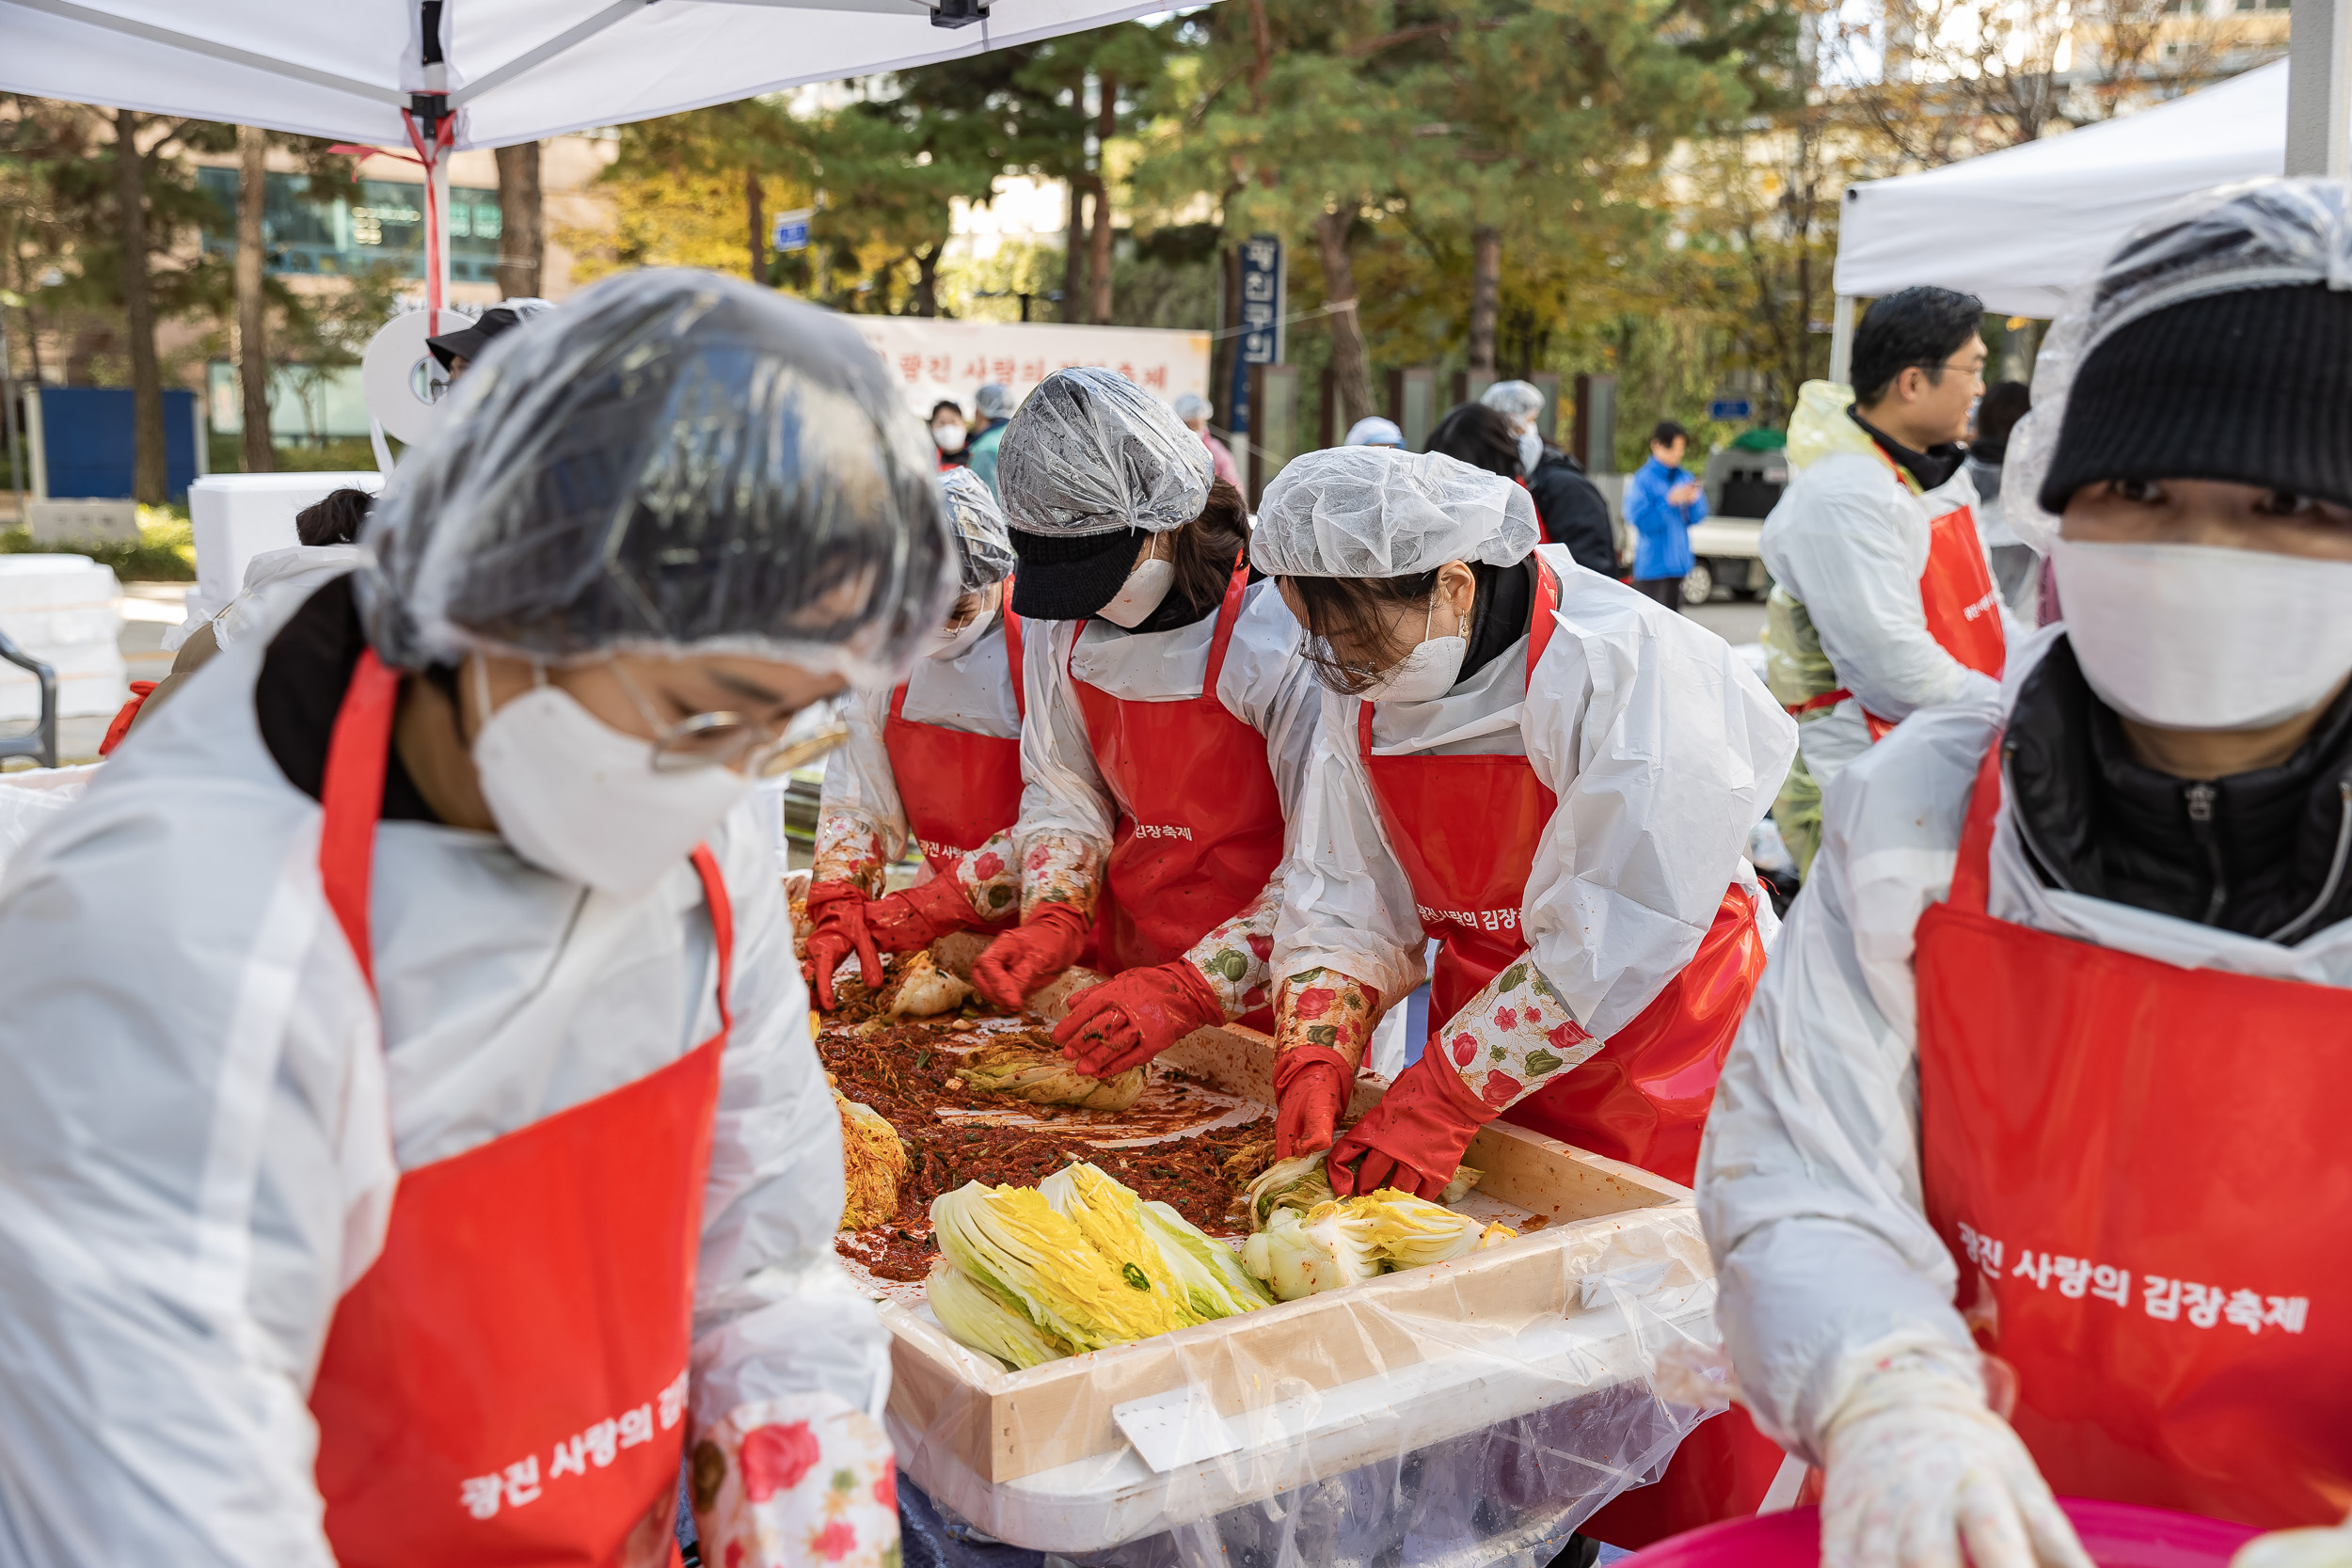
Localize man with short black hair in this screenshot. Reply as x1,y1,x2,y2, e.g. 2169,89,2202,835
1759,286,2006,874
1624,420,1708,609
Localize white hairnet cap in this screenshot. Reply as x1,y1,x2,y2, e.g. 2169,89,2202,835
2005,177,2352,552
940,466,1015,590
1481,380,1545,421
995,366,1214,538
1250,445,1541,578
1172,391,1214,422
1344,417,1404,448
358,268,956,684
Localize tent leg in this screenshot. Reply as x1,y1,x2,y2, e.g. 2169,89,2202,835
1827,295,1857,389
2288,0,2352,178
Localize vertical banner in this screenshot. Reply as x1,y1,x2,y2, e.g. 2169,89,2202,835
1228,234,1283,437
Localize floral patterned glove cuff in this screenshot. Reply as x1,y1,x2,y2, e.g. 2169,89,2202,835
1272,967,1385,1075
691,1395,898,1568
1181,886,1282,1020
812,812,889,898
950,831,1022,927
1431,958,1601,1112
1018,831,1104,924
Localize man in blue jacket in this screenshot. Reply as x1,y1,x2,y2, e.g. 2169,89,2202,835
1624,420,1708,610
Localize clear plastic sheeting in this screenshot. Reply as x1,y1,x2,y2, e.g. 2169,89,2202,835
1250,446,1542,578
995,367,1213,538
357,268,957,683
945,467,1018,591
2004,177,2352,553
883,1201,1726,1565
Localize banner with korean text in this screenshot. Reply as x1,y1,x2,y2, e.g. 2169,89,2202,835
845,318,1213,423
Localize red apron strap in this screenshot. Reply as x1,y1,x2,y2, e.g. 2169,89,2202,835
1946,733,2006,916
1200,564,1251,693
1002,604,1025,721
1867,439,1925,498
1526,556,1561,680
887,679,910,723
688,845,736,1036
319,649,403,990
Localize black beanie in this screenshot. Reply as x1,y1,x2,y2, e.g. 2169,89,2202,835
1008,526,1149,620
2039,281,2352,513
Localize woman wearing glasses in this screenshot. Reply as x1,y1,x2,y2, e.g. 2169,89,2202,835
802,467,1029,1008
0,273,948,1568
1758,286,2010,877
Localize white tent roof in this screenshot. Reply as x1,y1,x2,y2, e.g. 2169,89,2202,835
0,0,1178,149
1834,60,2303,318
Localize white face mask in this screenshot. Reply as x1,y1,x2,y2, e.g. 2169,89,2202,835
1097,549,1177,628
1517,431,1543,477
928,590,998,660
1360,597,1470,704
2052,538,2352,731
469,659,753,897
933,421,967,453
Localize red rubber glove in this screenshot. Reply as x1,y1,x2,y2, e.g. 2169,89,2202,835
866,873,997,954
1054,960,1226,1077
1272,1046,1351,1158
801,880,879,1010
971,901,1091,1010
1325,1045,1498,1199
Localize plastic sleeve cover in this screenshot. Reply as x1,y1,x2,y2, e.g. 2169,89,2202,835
1269,686,1437,1007
1251,445,1541,578
1693,702,1995,1462
1179,885,1282,1021
1422,956,1603,1111
1761,459,2000,725
356,268,956,685
1271,967,1384,1073
691,1395,899,1567
690,827,895,1433
1517,576,1797,1038
1014,618,1118,891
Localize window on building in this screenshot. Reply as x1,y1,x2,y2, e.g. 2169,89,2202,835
197,168,504,282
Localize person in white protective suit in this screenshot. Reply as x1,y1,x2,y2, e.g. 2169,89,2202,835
1255,445,1799,1549
1761,287,2008,875
962,366,1327,1081
803,467,1028,1007
1699,179,2352,1568
0,270,956,1568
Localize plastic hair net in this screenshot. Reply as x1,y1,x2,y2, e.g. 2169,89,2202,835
975,384,1016,421
1481,379,1547,422
941,467,1016,591
1171,391,1214,423
357,268,955,684
2004,177,2352,552
995,367,1213,538
1250,445,1541,578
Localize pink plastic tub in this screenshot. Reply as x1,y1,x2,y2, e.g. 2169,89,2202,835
1625,1499,2264,1568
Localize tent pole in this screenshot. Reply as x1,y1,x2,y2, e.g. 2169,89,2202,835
2287,0,2352,177
1827,295,1857,388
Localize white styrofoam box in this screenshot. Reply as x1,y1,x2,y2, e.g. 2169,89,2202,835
188,473,383,614
0,556,127,720
26,499,139,546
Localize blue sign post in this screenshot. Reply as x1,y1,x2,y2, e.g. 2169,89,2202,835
771,209,813,253
1228,234,1282,437
1707,398,1754,422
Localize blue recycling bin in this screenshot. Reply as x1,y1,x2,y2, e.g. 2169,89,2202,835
39,386,199,499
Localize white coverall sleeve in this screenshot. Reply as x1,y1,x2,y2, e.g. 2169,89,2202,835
1695,703,2000,1461
815,685,907,871
1520,589,1798,1037
1777,467,2000,725
1270,686,1432,1006
1014,619,1116,852
690,816,891,1425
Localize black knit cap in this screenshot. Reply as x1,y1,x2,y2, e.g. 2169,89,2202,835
2039,281,2352,512
1009,525,1149,619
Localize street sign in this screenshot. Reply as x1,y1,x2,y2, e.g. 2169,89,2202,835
1708,398,1754,422
1228,233,1282,436
772,208,814,253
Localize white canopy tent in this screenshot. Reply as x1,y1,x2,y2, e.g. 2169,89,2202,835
1823,43,2347,381
2,0,1185,311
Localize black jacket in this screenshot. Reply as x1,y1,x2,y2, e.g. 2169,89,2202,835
1527,450,1619,578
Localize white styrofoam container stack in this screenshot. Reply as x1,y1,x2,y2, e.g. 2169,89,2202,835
186,473,383,626
0,557,126,721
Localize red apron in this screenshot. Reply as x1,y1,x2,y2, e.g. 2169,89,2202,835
1795,453,2006,740
1070,566,1282,1027
1356,559,1784,1544
1917,737,2352,1528
882,608,1025,879
307,649,724,1567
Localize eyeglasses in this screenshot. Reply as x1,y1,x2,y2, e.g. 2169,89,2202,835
607,663,850,776
1927,356,1988,383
